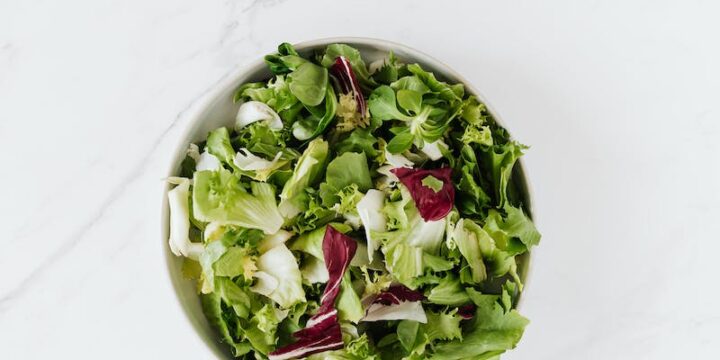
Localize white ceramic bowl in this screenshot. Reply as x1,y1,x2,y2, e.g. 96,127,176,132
161,37,534,359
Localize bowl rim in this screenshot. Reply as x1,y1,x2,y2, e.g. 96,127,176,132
160,36,536,358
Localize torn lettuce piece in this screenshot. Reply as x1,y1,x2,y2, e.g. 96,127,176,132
485,206,541,252
292,85,338,141
206,127,241,172
167,177,203,260
288,61,328,107
279,138,329,218
192,169,284,234
332,184,365,228
427,274,471,306
318,152,373,207
429,293,529,359
251,244,305,308
482,141,527,208
235,101,284,131
450,218,488,283
356,189,386,262
336,273,364,323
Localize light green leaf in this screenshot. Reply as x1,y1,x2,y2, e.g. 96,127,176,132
368,85,411,121
337,272,364,323
206,127,241,172
407,63,464,102
397,320,420,352
321,43,373,85
485,206,541,250
279,138,329,218
386,129,414,154
462,125,493,147
427,274,471,306
430,291,529,359
335,128,379,158
192,170,284,234
319,152,372,206
251,244,305,308
390,76,431,94
397,89,423,114
289,61,328,106
451,218,488,283
292,85,338,141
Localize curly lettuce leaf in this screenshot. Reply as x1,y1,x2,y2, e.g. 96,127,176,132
429,292,529,359
200,292,253,357
481,141,527,208
206,127,242,172
455,145,492,216
192,169,284,234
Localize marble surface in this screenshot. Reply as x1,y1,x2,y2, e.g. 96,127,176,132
1,0,719,358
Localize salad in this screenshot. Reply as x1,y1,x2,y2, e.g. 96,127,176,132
167,42,541,360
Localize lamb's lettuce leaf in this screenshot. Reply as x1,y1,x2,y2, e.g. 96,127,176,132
318,152,372,206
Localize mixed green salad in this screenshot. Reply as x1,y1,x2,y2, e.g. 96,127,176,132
167,42,540,360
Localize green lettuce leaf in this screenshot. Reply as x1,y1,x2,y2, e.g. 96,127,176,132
291,189,338,233
460,96,489,126
482,141,526,208
374,190,446,288
427,274,471,306
367,85,454,145
485,206,541,251
430,291,529,359
292,86,338,141
200,292,252,357
406,63,464,103
192,169,284,234
318,152,372,206
206,127,241,172
279,138,329,218
455,145,492,216
450,218,488,283
243,303,288,355
264,42,306,75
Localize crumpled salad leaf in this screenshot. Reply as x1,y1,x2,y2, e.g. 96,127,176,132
168,42,540,359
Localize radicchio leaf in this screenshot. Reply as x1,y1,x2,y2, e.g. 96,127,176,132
269,226,357,359
457,304,476,320
373,285,424,305
362,285,427,323
314,225,358,317
391,167,455,221
268,315,344,360
330,56,367,120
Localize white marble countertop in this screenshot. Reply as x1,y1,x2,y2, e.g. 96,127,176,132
2,0,719,358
